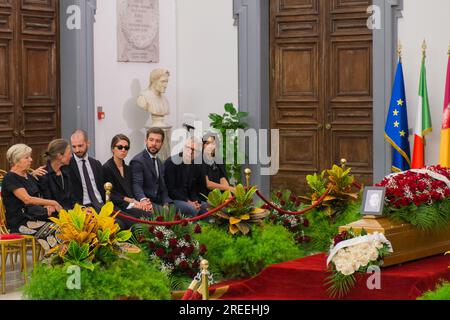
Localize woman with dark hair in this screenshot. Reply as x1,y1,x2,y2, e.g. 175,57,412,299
103,134,152,228
202,133,235,195
38,139,75,210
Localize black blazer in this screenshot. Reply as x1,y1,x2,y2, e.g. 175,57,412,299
164,154,207,202
103,158,134,210
38,162,75,210
130,150,172,205
69,155,106,206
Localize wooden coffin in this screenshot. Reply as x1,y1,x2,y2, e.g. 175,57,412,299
339,216,450,267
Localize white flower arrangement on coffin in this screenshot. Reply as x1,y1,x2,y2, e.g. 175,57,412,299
325,229,393,298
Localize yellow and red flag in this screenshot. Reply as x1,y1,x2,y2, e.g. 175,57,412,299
439,46,450,167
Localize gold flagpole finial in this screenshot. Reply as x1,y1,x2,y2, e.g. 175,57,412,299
422,39,427,58
397,41,402,60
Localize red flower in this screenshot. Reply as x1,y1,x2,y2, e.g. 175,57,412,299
303,218,309,227
155,248,165,257
155,231,164,239
289,194,297,203
302,236,311,243
199,244,207,254
179,261,189,269
174,214,182,221
184,234,191,242
147,242,156,249
148,226,155,234
276,192,283,199
169,238,178,248
156,216,164,222
262,204,270,210
280,200,286,206
192,260,200,269
194,224,202,234
183,246,195,255
181,220,189,227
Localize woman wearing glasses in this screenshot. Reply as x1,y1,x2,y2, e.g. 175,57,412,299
103,134,152,226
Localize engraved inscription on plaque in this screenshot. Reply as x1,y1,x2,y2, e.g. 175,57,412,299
117,0,159,63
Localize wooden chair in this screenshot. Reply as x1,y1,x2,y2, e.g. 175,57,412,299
0,235,27,294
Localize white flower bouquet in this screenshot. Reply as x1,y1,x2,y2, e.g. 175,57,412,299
325,229,393,298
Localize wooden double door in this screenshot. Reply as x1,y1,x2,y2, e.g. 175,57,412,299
0,0,60,170
270,0,373,194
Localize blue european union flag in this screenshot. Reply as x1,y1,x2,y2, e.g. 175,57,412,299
384,60,411,172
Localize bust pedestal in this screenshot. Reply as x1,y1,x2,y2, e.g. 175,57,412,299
339,215,450,267
146,124,172,162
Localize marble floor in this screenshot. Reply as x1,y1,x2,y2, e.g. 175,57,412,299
0,253,35,300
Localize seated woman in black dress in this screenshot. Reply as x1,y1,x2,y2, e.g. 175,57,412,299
202,133,235,196
2,144,63,251
37,139,75,210
103,134,153,228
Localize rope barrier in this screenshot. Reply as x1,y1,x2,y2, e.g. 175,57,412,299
116,196,235,226
256,188,332,216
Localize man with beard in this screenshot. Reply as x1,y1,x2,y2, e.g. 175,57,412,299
69,129,106,213
130,127,173,213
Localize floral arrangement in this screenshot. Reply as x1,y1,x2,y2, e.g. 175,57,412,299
264,190,311,245
300,164,360,218
133,205,206,278
207,184,269,235
325,229,393,298
375,165,450,230
376,165,450,208
48,203,132,270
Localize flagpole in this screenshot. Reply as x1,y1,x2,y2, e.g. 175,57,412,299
422,39,427,59
398,41,402,62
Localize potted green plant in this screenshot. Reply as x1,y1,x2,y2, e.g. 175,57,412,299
207,184,269,235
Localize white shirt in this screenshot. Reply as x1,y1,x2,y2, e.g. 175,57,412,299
139,149,159,202
74,154,103,206
146,148,159,178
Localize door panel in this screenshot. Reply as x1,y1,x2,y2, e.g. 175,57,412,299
270,0,372,194
0,0,59,170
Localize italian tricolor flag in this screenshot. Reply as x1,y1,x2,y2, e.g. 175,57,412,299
439,50,450,167
412,57,432,169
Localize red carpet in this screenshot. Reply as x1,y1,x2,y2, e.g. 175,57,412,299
211,253,450,300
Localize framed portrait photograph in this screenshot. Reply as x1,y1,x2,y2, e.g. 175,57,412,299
361,187,386,216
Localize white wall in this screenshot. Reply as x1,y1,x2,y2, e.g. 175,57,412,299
94,0,177,163
176,0,238,130
94,0,239,163
398,0,450,166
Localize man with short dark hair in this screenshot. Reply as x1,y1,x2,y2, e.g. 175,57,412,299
130,128,172,212
69,129,105,212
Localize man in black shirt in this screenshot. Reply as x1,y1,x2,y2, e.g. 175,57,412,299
164,137,207,217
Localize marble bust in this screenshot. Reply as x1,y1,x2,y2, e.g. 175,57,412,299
137,68,171,127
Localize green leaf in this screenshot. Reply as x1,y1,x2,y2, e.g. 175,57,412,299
116,230,132,242
66,241,89,262
98,229,111,245
224,103,236,115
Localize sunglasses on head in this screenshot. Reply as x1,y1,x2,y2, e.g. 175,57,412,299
115,145,130,151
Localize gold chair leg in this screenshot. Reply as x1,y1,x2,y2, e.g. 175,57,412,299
31,238,37,267
1,244,6,294
22,242,27,285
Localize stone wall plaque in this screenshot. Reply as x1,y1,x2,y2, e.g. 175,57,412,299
117,0,159,63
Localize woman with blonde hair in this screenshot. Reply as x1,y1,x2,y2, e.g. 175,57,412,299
1,144,62,251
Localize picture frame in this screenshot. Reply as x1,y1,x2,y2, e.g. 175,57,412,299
361,187,386,216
